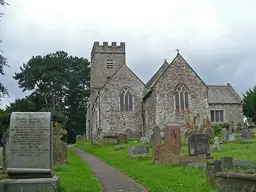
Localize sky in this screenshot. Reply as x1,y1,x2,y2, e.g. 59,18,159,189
0,0,256,108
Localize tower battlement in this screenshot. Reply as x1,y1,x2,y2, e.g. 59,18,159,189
91,41,125,57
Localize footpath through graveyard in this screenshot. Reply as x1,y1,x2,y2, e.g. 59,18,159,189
68,145,147,192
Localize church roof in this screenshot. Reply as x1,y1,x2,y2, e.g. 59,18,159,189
208,84,242,104
146,60,169,89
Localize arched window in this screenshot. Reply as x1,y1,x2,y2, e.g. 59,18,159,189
175,84,189,110
106,59,113,69
120,87,133,112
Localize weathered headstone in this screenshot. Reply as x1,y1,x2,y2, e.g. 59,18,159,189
153,124,181,164
126,129,136,139
150,126,162,146
184,128,193,144
0,112,60,192
128,146,149,157
220,128,229,141
240,127,251,142
53,135,67,165
212,136,221,151
204,127,215,138
117,133,127,144
139,136,150,143
229,134,235,142
188,134,210,156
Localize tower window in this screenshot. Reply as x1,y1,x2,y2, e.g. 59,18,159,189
107,59,113,69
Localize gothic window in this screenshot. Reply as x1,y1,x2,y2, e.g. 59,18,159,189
175,84,189,110
107,59,113,69
120,87,133,112
211,110,224,122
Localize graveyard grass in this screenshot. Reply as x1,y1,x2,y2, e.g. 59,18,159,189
75,141,217,192
75,140,256,192
55,150,101,192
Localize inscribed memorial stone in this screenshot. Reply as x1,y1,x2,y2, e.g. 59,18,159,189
7,112,53,176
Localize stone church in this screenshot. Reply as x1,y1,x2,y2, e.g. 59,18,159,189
86,41,243,139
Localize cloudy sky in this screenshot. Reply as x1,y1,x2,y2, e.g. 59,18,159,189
0,0,256,108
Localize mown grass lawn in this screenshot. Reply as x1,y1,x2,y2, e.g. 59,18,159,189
55,150,101,192
75,141,217,192
75,140,256,192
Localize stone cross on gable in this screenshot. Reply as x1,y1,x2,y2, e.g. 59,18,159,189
175,49,180,54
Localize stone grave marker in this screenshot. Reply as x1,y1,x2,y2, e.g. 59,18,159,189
229,134,235,142
0,112,60,192
139,136,150,143
153,124,181,164
240,127,251,142
126,129,136,139
184,128,193,144
117,133,127,144
211,136,221,151
128,146,149,157
188,134,210,157
53,135,67,165
150,126,162,146
220,128,229,141
204,127,215,138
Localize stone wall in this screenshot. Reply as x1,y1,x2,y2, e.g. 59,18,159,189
153,54,209,131
207,157,256,192
209,103,243,129
143,91,156,137
95,65,146,137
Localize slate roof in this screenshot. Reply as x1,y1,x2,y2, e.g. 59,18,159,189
208,84,242,104
146,60,169,89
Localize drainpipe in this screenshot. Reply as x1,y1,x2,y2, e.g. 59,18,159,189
141,100,145,136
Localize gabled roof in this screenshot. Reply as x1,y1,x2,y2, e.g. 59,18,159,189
208,84,242,104
143,53,207,100
146,60,169,89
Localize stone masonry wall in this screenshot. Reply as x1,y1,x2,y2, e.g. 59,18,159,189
153,54,209,132
97,65,146,137
90,42,126,89
209,103,244,129
143,91,156,137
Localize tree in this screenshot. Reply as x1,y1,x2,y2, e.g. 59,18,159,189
13,51,91,135
243,85,256,124
0,0,9,100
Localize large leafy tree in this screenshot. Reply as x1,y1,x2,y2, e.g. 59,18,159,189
13,51,90,135
0,0,9,100
243,85,256,124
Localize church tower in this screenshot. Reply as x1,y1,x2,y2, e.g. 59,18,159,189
87,42,126,138
90,41,126,91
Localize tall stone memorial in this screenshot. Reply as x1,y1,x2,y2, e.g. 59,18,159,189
0,112,60,192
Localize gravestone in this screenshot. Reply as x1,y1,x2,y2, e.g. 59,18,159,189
240,127,251,142
150,126,162,147
0,147,3,169
139,136,150,143
229,134,235,142
53,135,67,165
220,128,229,141
126,129,136,139
184,128,193,144
0,112,60,192
204,127,215,138
117,133,127,144
128,146,149,157
212,136,221,151
153,124,181,164
188,134,210,156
